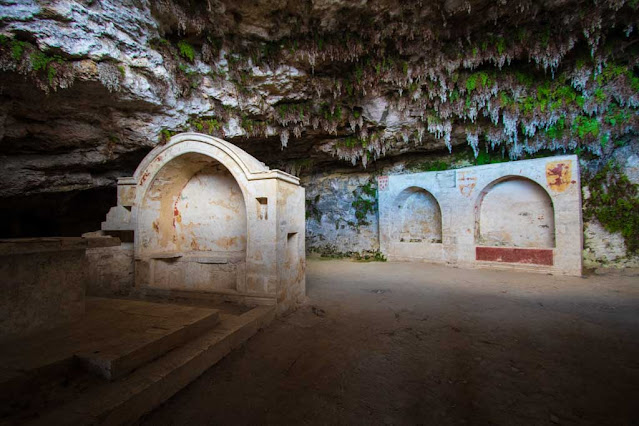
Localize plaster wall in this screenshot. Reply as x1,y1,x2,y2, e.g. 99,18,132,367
478,178,555,248
101,133,306,312
137,153,247,292
378,155,583,275
393,187,443,243
276,179,306,313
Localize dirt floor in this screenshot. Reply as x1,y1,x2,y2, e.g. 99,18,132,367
140,259,639,425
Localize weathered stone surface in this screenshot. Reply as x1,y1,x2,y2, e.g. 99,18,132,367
378,155,583,276
86,243,135,297
26,305,275,426
583,220,639,268
0,236,119,340
0,0,637,268
97,133,306,313
303,172,379,255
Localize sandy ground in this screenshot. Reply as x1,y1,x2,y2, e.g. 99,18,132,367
140,260,639,425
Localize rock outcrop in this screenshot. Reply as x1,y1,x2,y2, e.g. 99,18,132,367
0,0,638,266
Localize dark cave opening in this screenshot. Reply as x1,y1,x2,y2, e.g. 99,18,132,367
0,186,116,238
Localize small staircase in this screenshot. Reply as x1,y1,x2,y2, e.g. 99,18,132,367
0,298,274,425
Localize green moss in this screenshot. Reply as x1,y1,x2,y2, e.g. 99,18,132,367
354,65,364,84
572,116,600,139
474,149,506,166
344,80,354,96
277,102,313,122
241,116,267,135
353,251,387,262
416,159,449,171
351,182,377,228
153,38,170,48
159,129,176,143
536,81,551,101
145,22,637,168
545,116,566,139
513,80,589,116
293,158,314,173
30,51,63,85
495,37,506,55
605,104,632,127
339,135,368,149
466,74,477,93
515,71,534,87
10,39,26,61
584,161,639,253
552,85,578,107
259,41,280,63
320,103,343,121
596,63,627,86
189,117,222,134
177,40,195,62
499,91,513,106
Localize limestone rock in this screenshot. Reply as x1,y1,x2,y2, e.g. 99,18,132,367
0,0,638,272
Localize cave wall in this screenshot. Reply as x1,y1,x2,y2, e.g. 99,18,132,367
0,0,638,268
302,142,639,269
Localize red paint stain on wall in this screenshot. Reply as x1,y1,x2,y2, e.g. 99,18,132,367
476,246,553,265
173,203,182,226
545,160,572,192
458,172,477,197
139,171,150,185
548,163,565,186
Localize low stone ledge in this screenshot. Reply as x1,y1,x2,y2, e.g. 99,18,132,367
0,236,120,256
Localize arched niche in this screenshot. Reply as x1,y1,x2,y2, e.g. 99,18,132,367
137,152,247,292
392,186,443,243
476,176,555,248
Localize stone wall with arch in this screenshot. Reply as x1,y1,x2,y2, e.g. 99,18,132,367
392,186,443,244
100,133,307,313
136,152,248,292
475,176,556,249
378,155,583,276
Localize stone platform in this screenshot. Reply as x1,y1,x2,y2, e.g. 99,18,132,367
0,298,274,425
0,298,219,386
0,237,121,340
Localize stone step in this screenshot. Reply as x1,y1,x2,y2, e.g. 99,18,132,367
26,306,275,426
75,299,220,381
0,298,220,394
